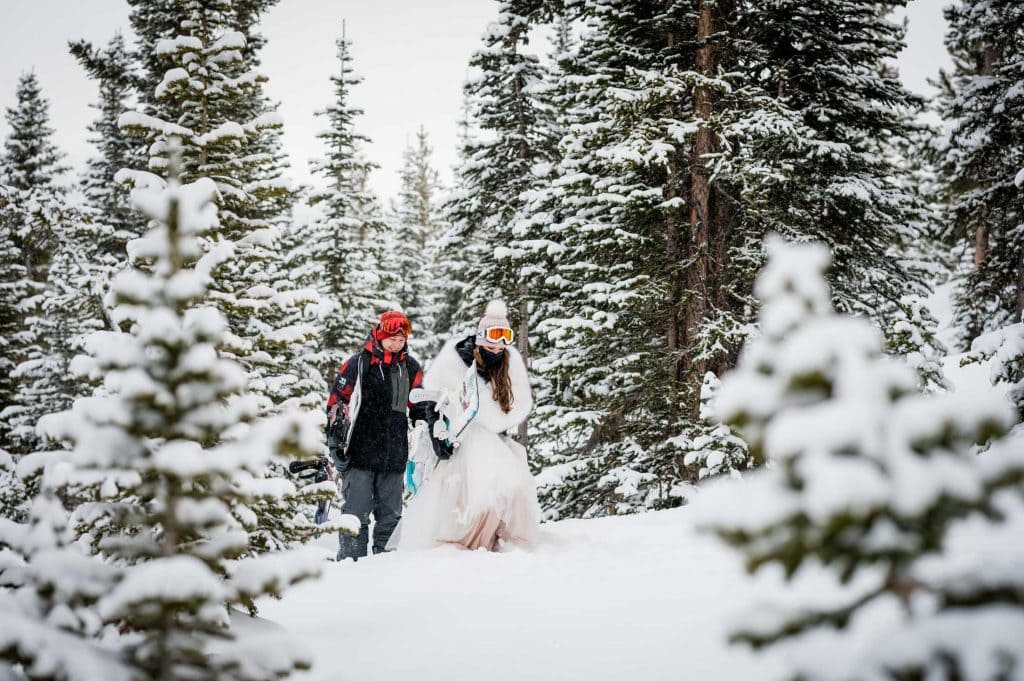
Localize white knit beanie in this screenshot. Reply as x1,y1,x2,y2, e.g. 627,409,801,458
475,300,511,346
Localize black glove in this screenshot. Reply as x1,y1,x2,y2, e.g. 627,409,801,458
329,445,350,474
432,435,454,460
410,399,435,426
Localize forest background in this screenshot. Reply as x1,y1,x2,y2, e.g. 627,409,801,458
1,1,1023,679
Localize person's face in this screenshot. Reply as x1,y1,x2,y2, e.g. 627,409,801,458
381,334,406,352
481,342,506,354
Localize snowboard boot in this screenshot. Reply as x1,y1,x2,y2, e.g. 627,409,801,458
337,526,369,561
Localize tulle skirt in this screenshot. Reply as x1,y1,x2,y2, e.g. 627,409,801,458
389,424,540,551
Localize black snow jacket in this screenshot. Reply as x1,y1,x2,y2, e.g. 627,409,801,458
326,337,428,473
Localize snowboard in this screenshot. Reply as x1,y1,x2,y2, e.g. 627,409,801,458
447,363,480,443
409,364,480,445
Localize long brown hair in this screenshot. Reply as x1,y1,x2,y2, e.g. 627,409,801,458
474,346,514,413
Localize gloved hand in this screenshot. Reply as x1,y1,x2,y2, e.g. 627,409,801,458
330,446,350,474
432,435,454,460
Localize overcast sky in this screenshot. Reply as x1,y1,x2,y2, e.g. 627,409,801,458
1,0,951,204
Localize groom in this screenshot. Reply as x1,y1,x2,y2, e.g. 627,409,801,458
326,310,432,560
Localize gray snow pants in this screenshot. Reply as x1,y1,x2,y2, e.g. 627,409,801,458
337,467,404,561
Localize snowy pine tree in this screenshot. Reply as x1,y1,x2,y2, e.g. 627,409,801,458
736,0,941,381
0,73,76,456
118,0,321,414
698,236,1024,681
70,31,148,262
0,73,68,195
935,1,1024,410
5,198,104,457
0,185,31,458
36,168,338,680
385,126,446,357
300,22,388,377
528,0,939,518
0,480,132,681
529,0,744,516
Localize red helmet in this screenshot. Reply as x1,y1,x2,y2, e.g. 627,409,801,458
373,310,411,341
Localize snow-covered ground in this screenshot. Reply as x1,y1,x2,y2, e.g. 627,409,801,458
256,508,780,681
250,278,1018,681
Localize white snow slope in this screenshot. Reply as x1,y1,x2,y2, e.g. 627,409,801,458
256,508,778,681
252,280,1019,681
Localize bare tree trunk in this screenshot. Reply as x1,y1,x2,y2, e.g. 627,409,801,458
666,152,681,358
1016,250,1024,322
974,47,997,273
682,0,717,413
974,223,988,268
509,25,532,447
664,27,681,372
517,285,530,447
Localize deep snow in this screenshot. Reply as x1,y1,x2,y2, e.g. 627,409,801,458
250,277,1019,681
255,508,780,681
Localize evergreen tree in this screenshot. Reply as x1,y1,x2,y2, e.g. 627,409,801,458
229,0,299,238
70,32,148,273
301,22,388,377
1,72,68,195
386,126,446,357
4,198,101,456
0,480,133,681
736,0,940,378
433,84,489,343
0,73,74,456
442,0,560,446
114,4,327,552
0,185,30,456
528,0,745,517
529,0,938,518
118,0,320,413
698,236,1024,681
36,170,335,680
935,2,1024,350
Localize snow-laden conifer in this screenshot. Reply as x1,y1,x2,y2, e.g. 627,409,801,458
36,166,340,680
441,0,561,446
4,198,104,458
736,0,942,384
697,236,1024,681
1,73,68,195
385,126,447,357
118,1,320,414
529,0,940,518
934,0,1024,402
298,22,388,376
0,478,132,681
0,186,33,460
528,0,742,516
0,73,79,457
70,32,148,262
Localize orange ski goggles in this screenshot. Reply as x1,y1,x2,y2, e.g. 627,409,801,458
477,326,514,345
377,311,411,338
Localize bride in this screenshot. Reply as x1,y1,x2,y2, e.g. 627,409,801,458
390,300,540,551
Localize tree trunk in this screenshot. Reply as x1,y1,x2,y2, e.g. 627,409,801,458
666,149,681,360
682,0,717,413
974,47,997,273
517,285,530,447
665,26,681,371
510,25,532,447
1016,253,1024,322
974,223,988,268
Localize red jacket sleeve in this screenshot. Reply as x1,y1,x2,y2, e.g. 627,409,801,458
326,354,360,413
